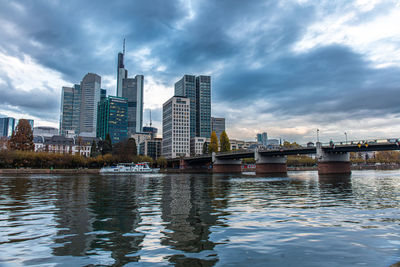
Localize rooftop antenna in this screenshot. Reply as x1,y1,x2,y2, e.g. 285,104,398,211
123,38,126,55
150,110,152,127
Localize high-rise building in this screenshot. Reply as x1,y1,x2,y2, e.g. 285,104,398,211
97,96,128,144
196,76,211,138
60,86,74,135
122,75,143,135
71,84,81,134
100,89,107,102
211,117,225,139
175,75,196,138
116,51,127,98
257,132,268,146
175,75,211,138
79,73,101,136
0,117,15,137
162,96,190,158
143,126,158,139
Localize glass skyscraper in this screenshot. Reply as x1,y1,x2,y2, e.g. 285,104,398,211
211,117,225,139
97,96,128,144
60,84,81,135
196,75,211,138
175,75,211,138
122,75,143,135
0,117,15,137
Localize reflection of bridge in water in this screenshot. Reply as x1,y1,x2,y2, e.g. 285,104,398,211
170,139,400,175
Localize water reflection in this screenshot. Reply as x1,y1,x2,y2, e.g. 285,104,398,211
0,171,400,266
161,175,222,266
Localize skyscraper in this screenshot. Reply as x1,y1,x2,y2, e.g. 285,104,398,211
79,73,101,136
0,117,15,137
71,84,81,134
116,52,127,98
162,96,190,158
211,117,225,139
60,86,74,135
196,75,211,138
122,75,143,135
175,75,196,138
97,96,128,144
257,132,268,146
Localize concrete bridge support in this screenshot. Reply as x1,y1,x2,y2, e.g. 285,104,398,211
316,142,351,175
255,150,287,174
212,153,242,173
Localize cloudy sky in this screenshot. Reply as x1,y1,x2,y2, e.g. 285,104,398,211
1,0,400,143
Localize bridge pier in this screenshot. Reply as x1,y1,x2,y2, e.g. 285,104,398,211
212,152,242,173
255,149,287,174
317,142,351,175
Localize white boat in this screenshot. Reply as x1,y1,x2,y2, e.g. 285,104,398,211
100,162,160,174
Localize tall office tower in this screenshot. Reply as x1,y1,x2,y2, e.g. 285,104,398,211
79,73,101,136
71,84,81,134
116,42,128,97
0,117,15,137
122,75,143,135
175,75,196,138
211,117,225,139
196,75,211,138
97,96,128,144
100,89,107,102
162,96,190,158
60,86,74,135
257,132,268,146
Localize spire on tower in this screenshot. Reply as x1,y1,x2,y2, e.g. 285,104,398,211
123,38,126,55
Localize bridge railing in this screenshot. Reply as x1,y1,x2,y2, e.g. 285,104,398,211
320,138,400,147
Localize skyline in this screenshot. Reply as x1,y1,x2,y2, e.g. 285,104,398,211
1,1,400,143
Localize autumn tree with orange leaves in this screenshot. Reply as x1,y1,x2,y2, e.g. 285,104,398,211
8,119,34,151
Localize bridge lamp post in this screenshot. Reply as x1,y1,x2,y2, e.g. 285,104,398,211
345,132,348,144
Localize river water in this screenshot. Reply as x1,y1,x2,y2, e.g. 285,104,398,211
0,170,399,266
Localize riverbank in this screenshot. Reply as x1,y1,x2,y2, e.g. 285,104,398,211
1,164,399,174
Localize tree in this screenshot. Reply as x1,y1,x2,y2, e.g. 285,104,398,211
102,134,112,155
126,138,137,156
156,156,167,168
8,119,34,151
208,131,219,154
202,141,208,154
90,140,100,157
220,130,231,152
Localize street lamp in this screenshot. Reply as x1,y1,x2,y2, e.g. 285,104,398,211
317,129,320,143
345,132,348,144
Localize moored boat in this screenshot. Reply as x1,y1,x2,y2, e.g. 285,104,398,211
100,162,160,174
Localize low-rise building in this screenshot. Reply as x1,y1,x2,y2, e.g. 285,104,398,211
34,135,98,156
33,126,58,137
139,138,162,159
190,137,210,155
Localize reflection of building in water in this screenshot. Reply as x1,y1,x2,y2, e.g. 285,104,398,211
88,177,144,265
52,176,145,265
53,177,94,256
161,175,219,265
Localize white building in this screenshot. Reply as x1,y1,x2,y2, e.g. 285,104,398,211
190,137,210,155
162,96,190,158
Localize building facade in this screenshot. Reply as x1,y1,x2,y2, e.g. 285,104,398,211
190,137,210,156
196,76,211,138
257,132,268,146
116,52,128,98
162,96,190,158
211,117,225,139
139,138,162,159
97,96,128,144
0,117,15,137
122,75,144,135
79,73,101,136
175,75,211,138
175,75,197,138
34,135,98,157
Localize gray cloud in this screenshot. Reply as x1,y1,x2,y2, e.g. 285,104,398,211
0,0,400,137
